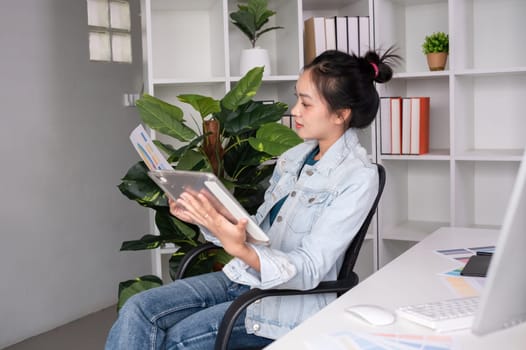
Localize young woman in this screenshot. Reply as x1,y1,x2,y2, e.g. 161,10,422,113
106,49,399,350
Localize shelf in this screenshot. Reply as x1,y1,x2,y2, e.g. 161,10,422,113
229,75,299,82
455,67,526,77
303,0,365,11
380,150,450,161
379,160,451,242
394,71,449,79
381,220,448,242
302,0,369,17
453,161,521,228
374,0,449,74
149,0,226,80
153,78,227,85
151,0,220,11
227,0,302,77
454,74,526,155
454,149,525,162
453,0,526,71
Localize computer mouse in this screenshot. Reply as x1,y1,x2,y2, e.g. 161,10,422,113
345,304,396,326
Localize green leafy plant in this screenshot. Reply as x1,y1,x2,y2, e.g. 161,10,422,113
230,0,284,48
116,66,302,308
422,31,449,54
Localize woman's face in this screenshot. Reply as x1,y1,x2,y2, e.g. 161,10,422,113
291,70,348,148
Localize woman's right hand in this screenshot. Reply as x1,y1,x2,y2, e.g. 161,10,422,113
168,189,237,226
169,192,260,271
169,187,237,225
168,197,194,223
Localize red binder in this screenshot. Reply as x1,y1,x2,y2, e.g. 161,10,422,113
409,97,430,155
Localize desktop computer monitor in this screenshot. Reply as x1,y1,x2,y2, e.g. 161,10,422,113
471,149,526,335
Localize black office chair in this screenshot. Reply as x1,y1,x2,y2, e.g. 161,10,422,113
174,163,386,350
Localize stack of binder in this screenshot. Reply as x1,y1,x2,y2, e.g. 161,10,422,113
304,16,370,64
379,97,430,155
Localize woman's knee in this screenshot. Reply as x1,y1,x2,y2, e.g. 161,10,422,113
118,290,155,322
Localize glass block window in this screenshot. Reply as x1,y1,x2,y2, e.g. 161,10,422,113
87,0,132,63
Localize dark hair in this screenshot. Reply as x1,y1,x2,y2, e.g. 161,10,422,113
303,47,401,129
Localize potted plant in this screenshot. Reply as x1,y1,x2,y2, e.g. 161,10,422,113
422,31,449,71
230,0,283,76
116,67,302,308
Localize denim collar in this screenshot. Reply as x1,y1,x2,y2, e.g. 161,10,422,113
281,128,360,177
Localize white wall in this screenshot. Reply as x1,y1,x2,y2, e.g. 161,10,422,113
0,0,152,347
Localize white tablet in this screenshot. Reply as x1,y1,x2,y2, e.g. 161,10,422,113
148,170,269,245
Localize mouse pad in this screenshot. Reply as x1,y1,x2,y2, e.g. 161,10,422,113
460,255,492,277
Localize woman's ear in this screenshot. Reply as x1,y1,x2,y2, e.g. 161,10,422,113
336,108,352,125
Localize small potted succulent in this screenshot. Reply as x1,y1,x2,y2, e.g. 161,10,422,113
230,0,283,76
422,31,449,71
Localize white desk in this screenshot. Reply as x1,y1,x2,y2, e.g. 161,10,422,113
266,227,526,349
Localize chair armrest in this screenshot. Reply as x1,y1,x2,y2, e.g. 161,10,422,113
214,274,359,350
173,242,220,280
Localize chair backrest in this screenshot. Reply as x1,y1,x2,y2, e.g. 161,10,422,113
213,163,386,350
337,163,386,280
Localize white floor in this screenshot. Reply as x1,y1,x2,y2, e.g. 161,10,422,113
3,306,116,350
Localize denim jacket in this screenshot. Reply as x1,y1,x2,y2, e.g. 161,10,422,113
203,128,378,340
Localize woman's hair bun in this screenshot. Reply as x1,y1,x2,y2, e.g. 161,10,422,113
364,47,401,84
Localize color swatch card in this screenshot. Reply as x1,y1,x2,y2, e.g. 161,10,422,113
305,331,453,350
129,124,172,171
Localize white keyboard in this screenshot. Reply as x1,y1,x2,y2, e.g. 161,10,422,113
396,296,479,332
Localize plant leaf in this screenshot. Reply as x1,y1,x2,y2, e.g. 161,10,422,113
233,165,274,214
152,140,181,163
220,100,288,135
120,234,163,251
175,149,211,172
248,123,302,156
221,67,263,111
117,162,167,208
152,140,177,156
249,0,273,29
255,26,284,41
117,275,163,310
138,94,184,122
159,136,205,163
230,11,257,41
155,210,199,242
136,94,197,142
177,94,221,120
230,0,282,46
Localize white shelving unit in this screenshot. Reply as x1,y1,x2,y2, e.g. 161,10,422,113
139,0,526,282
140,0,377,282
374,0,526,267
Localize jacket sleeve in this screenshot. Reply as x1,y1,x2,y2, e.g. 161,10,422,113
224,166,378,290
199,226,222,246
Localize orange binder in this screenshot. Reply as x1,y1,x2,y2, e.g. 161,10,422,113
409,97,430,155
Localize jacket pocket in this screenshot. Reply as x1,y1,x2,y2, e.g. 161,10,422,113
287,191,331,234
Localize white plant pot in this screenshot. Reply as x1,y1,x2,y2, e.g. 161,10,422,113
239,47,271,76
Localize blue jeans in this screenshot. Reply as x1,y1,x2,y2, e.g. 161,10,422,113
105,271,273,350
